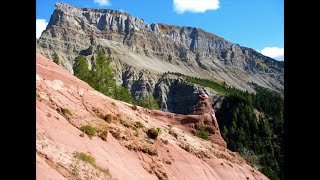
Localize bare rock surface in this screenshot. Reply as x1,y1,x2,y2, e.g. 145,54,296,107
36,53,269,180
37,3,283,95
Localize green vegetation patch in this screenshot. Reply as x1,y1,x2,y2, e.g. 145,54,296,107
147,128,162,139
62,108,72,116
195,124,210,140
73,51,160,110
80,125,96,138
74,152,96,165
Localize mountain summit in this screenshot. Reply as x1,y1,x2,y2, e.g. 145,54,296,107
37,2,283,96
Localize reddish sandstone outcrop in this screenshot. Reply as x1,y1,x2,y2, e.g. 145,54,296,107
36,53,268,180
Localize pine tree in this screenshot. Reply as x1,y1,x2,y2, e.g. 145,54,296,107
91,50,116,97
238,127,246,144
73,55,92,85
137,93,159,110
114,85,136,104
250,115,259,134
222,126,229,141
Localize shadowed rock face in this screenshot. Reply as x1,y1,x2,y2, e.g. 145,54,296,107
36,53,269,180
37,3,283,96
154,75,200,114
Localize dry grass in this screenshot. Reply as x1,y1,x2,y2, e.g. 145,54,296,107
62,108,72,116
98,130,108,141
120,119,132,128
74,152,96,165
162,139,169,145
134,121,144,129
80,125,96,138
142,144,157,156
104,114,113,123
110,129,121,140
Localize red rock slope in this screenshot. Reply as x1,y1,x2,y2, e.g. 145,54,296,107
36,53,269,180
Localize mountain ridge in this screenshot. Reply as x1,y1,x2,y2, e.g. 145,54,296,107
36,3,284,179
37,3,283,94
37,3,284,117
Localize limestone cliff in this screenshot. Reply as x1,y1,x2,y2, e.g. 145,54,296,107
37,3,283,95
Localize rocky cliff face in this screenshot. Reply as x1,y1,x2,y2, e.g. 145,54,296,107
154,74,199,114
37,2,283,113
36,53,269,179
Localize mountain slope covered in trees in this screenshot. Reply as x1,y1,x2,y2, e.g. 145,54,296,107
167,72,284,179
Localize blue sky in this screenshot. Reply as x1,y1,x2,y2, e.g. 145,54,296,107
36,0,284,61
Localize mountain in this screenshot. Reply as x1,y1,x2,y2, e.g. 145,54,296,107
36,3,283,106
36,3,284,179
36,52,268,180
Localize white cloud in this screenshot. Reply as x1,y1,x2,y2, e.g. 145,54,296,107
94,0,111,6
261,47,284,61
173,0,220,14
36,19,48,39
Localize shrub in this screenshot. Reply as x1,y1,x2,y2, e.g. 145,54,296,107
62,108,72,116
104,114,112,123
98,130,108,141
169,128,178,139
162,139,169,145
110,129,121,139
147,128,162,139
95,125,109,141
134,121,144,129
195,125,210,140
142,144,157,155
134,129,139,137
179,143,191,152
98,113,105,119
74,152,96,165
238,148,261,170
120,119,131,128
80,125,96,138
132,105,138,110
74,151,111,177
52,52,60,65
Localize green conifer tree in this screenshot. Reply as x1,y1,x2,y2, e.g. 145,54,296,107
91,50,116,97
73,55,92,85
